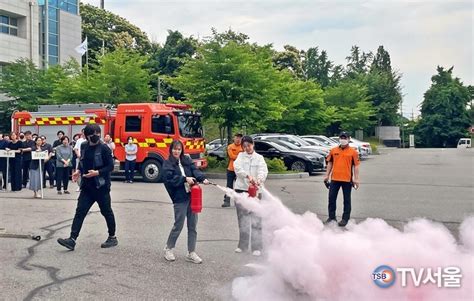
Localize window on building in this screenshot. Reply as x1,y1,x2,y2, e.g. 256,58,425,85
0,15,19,37
60,0,79,15
125,116,142,132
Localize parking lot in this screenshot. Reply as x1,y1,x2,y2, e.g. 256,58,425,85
0,147,473,300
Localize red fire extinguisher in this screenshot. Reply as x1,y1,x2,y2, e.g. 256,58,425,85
248,183,258,197
190,183,202,213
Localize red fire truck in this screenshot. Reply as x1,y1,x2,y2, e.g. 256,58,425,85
11,103,207,182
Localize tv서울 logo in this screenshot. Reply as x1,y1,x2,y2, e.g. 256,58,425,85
372,265,396,288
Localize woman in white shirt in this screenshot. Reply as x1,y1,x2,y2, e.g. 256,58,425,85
233,136,268,256
124,136,138,183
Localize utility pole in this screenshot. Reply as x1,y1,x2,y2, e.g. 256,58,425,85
157,77,163,103
100,0,104,9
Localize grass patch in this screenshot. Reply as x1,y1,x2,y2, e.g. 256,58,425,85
366,137,381,154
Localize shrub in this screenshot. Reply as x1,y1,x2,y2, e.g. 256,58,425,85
265,158,288,172
206,156,227,170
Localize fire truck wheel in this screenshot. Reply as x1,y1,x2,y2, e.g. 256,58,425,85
141,159,162,183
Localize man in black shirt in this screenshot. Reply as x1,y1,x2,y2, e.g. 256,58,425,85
57,124,117,251
20,131,36,188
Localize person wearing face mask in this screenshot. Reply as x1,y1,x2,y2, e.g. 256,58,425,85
162,140,210,264
124,136,137,183
57,124,117,251
323,131,360,227
233,135,268,256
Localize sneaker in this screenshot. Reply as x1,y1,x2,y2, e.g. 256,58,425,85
64,191,70,194
101,236,118,248
57,191,62,195
324,218,337,225
221,202,230,208
234,248,243,253
186,252,203,264
252,250,262,256
164,248,176,261
57,237,76,250
338,219,349,227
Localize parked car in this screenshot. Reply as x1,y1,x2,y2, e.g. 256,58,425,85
301,135,338,147
300,137,332,150
206,138,227,150
330,137,368,158
207,144,226,160
266,138,328,165
457,138,472,148
350,138,373,155
253,134,329,157
254,140,325,173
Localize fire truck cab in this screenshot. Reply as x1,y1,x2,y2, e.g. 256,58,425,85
12,103,207,182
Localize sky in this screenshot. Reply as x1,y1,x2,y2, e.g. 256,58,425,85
82,0,473,118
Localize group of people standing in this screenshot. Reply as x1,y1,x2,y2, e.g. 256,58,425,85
0,131,75,197
0,130,117,197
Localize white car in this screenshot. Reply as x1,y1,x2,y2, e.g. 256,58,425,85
301,137,332,150
253,134,329,157
349,138,373,155
330,137,369,158
206,138,227,150
301,135,338,147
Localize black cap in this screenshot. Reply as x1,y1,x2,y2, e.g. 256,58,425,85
339,131,349,138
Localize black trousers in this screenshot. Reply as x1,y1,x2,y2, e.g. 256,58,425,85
43,160,55,187
124,159,136,182
328,181,353,221
56,166,70,191
70,186,116,240
22,159,31,186
223,170,236,204
9,157,22,191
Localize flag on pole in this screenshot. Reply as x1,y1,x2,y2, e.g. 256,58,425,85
75,37,88,56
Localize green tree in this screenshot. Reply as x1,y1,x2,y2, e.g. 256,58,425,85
304,47,333,88
371,45,392,73
415,66,471,147
273,45,304,79
80,3,151,63
0,59,77,110
0,59,43,110
345,45,373,78
323,80,375,134
146,30,198,100
170,37,285,141
364,70,402,126
53,49,152,104
270,76,327,134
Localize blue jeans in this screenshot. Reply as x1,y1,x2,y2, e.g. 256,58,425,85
124,159,136,182
166,199,198,252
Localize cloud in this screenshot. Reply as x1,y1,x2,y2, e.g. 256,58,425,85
81,0,473,115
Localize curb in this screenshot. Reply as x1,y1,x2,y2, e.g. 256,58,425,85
204,172,309,180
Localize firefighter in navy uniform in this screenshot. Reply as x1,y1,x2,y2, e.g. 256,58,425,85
57,124,117,250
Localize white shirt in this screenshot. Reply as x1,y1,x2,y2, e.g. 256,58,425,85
73,138,87,157
233,151,268,191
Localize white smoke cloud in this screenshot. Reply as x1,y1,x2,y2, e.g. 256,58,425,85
226,188,473,301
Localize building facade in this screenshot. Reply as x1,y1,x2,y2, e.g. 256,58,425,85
0,0,82,69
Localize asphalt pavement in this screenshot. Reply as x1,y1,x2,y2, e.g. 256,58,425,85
0,148,472,300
